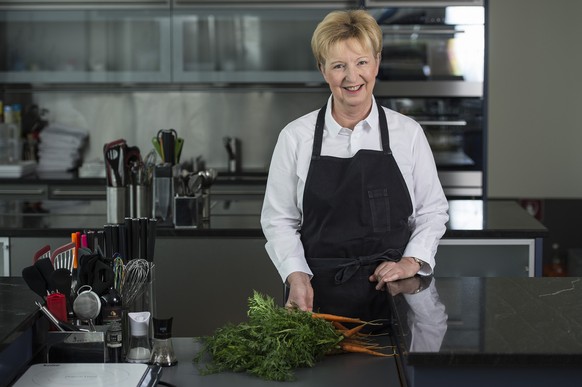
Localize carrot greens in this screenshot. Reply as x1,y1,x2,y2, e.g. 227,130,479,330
193,291,393,382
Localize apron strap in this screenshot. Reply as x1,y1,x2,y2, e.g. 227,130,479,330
312,103,327,160
333,247,404,284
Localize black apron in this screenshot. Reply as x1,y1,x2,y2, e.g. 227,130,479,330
300,101,413,323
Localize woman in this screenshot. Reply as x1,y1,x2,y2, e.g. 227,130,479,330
260,10,448,319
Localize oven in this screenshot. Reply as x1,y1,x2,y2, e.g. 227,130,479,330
372,4,485,198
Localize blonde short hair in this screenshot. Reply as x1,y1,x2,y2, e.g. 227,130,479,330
311,10,383,69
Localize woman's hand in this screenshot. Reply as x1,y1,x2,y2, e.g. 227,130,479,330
369,257,421,291
285,271,314,311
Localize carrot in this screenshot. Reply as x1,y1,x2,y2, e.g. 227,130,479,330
332,321,348,331
341,323,367,338
311,312,364,324
339,342,395,357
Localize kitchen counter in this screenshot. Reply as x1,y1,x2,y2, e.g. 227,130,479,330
0,198,547,239
157,337,401,386
0,278,45,387
390,276,582,387
3,276,582,387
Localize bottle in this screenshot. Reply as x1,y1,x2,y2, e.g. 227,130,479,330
101,286,123,362
3,105,13,124
106,321,123,363
544,243,567,277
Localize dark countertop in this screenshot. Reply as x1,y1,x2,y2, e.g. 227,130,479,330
0,198,547,239
390,276,582,368
157,337,400,386
0,278,41,352
3,276,582,386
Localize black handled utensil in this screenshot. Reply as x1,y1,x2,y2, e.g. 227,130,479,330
51,268,73,317
34,258,55,293
22,265,48,298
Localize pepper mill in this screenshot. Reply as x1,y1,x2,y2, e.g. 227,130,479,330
150,317,178,367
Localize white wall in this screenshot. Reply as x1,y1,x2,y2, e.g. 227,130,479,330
487,0,582,198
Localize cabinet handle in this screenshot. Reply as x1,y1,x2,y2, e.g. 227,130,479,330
51,189,105,197
416,120,467,126
0,188,45,195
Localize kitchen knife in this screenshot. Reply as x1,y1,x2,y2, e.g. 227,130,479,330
131,218,140,260
139,217,148,260
146,218,157,262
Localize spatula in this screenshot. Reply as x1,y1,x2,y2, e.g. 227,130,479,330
22,265,48,298
34,258,55,293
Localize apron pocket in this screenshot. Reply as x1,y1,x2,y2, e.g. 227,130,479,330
368,187,391,233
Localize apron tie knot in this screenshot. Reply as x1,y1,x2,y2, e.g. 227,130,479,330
334,248,403,284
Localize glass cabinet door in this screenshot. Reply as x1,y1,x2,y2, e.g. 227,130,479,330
0,9,171,83
173,9,329,84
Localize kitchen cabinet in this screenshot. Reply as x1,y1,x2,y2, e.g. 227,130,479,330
0,9,172,83
365,1,482,6
172,8,327,84
0,1,170,10
435,239,534,277
173,0,358,7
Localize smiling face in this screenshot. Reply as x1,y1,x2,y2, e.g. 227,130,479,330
320,38,380,119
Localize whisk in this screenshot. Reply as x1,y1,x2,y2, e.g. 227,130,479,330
121,258,152,307
112,254,125,292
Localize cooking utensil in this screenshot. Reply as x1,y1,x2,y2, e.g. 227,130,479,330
186,173,203,196
35,301,84,332
34,258,55,293
104,139,127,187
158,129,177,165
52,242,76,272
50,268,73,317
146,218,157,262
73,286,101,332
121,259,152,308
198,168,218,189
22,265,48,298
143,149,157,185
33,244,51,263
151,136,164,160
175,137,184,164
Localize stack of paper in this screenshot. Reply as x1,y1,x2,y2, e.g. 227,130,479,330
37,124,89,172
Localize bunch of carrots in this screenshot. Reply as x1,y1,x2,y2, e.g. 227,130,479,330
311,312,395,358
194,291,395,382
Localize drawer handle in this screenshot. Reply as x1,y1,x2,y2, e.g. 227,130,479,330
51,189,105,197
0,188,45,195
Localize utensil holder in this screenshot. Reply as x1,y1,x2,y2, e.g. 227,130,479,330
174,196,202,228
107,186,126,224
152,164,173,226
46,331,106,363
129,184,151,218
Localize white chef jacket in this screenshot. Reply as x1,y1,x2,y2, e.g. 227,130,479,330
260,96,449,283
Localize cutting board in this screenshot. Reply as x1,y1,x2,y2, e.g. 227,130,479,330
12,363,149,387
